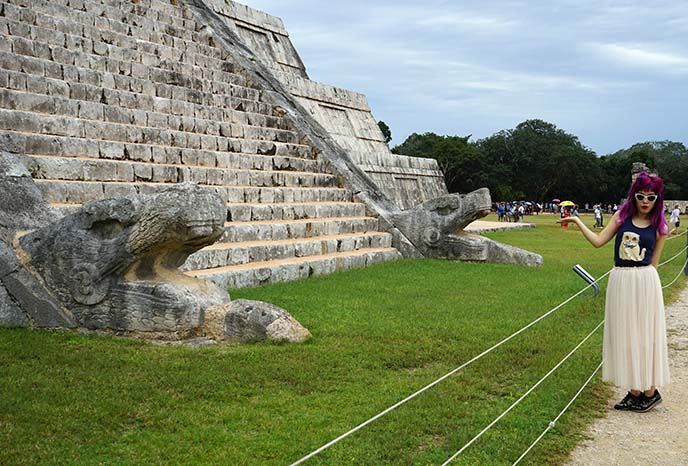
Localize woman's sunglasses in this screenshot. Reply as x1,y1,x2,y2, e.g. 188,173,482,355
635,193,658,202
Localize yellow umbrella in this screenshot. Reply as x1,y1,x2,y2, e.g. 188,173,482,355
559,200,575,207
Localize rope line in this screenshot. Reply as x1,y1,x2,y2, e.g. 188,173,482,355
288,271,612,465
462,240,686,462
511,240,687,464
659,244,688,267
662,256,688,289
666,229,687,240
454,244,686,462
511,360,603,466
290,237,686,465
440,321,605,465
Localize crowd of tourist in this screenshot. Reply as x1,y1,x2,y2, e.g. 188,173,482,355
492,200,682,234
493,201,615,223
494,201,543,222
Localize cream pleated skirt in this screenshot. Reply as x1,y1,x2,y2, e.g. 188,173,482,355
603,265,670,391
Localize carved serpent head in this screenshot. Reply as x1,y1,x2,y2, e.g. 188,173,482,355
20,184,225,306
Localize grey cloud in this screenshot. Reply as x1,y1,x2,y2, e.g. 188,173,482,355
244,1,687,154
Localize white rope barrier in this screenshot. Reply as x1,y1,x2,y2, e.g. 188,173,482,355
662,256,688,289
440,321,605,465
442,244,688,466
659,244,688,267
511,360,603,466
290,237,686,465
287,271,612,466
502,244,687,462
508,242,687,462
666,229,687,240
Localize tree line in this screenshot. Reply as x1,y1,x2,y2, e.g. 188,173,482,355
382,119,688,205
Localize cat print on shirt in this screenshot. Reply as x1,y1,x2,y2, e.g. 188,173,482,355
619,231,646,262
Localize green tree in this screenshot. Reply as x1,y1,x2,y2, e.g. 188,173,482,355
653,141,688,199
377,121,392,144
604,141,688,200
475,119,599,203
390,120,686,205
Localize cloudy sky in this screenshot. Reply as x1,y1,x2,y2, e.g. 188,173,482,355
243,1,687,156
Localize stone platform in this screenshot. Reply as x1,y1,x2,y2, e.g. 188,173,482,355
465,220,537,233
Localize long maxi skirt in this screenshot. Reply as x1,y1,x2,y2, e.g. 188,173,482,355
603,265,670,391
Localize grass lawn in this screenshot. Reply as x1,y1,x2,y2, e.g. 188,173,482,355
1,213,686,465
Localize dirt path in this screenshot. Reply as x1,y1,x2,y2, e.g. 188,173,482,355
566,284,688,466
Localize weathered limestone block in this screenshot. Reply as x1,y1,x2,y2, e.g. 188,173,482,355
391,188,543,266
0,153,55,242
443,233,543,266
0,240,74,328
204,299,311,343
0,285,27,328
0,153,77,328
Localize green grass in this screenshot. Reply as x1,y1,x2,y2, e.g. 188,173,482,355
1,214,686,466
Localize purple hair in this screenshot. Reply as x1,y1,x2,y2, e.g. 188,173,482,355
617,172,669,235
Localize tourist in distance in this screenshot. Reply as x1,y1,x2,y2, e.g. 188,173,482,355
594,205,602,229
669,204,680,236
557,172,670,413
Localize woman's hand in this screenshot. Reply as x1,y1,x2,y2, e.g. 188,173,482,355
561,211,620,248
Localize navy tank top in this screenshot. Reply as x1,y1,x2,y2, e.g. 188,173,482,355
614,217,656,267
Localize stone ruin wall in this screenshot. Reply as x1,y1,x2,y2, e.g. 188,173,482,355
204,0,448,210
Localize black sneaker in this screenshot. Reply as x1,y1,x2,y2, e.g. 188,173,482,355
613,391,639,410
629,390,663,413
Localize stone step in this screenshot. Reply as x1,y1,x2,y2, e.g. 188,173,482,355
15,146,330,184
226,201,366,222
0,101,313,159
0,86,302,146
23,154,337,190
40,181,352,205
46,184,353,211
0,17,279,118
221,216,381,243
2,0,247,83
182,232,393,271
187,248,402,290
16,138,334,178
45,200,366,223
47,200,377,239
33,177,341,204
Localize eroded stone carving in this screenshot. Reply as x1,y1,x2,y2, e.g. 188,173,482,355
0,170,233,338
391,188,543,266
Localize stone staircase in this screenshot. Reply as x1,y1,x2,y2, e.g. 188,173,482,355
0,0,400,289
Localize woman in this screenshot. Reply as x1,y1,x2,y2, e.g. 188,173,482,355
558,172,670,412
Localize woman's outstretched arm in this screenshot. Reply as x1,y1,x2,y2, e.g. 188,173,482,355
558,211,620,248
651,232,667,268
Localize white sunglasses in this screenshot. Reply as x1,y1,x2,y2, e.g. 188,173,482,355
635,193,658,202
